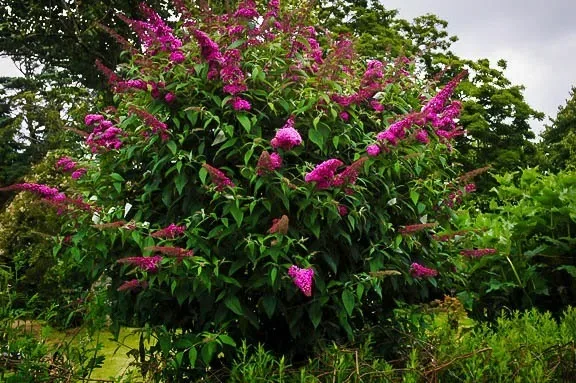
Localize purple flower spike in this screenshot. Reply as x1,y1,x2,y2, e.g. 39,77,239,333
288,265,314,297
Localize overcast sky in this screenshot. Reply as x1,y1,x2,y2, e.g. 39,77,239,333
383,0,576,135
1,1,575,136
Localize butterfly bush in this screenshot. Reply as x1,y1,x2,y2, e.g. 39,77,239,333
22,0,495,376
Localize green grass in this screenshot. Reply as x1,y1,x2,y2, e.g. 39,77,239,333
42,325,145,381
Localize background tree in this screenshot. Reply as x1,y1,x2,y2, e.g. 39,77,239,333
319,0,544,176
540,87,576,171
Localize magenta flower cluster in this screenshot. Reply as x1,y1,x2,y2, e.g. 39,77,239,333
270,116,302,150
203,164,235,191
85,115,124,153
367,71,467,156
117,279,148,292
125,4,184,63
56,156,87,180
117,256,163,272
288,265,314,297
5,183,63,200
257,151,283,175
305,158,367,190
151,223,186,239
129,107,169,141
233,0,260,19
305,159,344,189
460,248,497,258
410,262,438,279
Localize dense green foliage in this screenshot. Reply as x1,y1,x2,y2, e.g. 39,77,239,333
2,1,576,382
31,1,497,379
445,168,576,315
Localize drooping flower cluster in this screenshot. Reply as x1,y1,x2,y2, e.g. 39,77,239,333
203,164,235,191
56,156,86,180
367,71,467,155
268,215,289,234
460,248,497,258
150,223,186,239
305,159,344,189
306,158,368,190
193,29,223,64
288,265,314,297
270,116,302,150
1,183,64,200
399,223,438,235
113,79,167,99
231,97,251,111
256,151,283,175
56,156,77,172
233,0,260,19
410,262,438,279
332,158,368,188
129,107,170,141
117,255,163,272
84,115,124,152
121,4,184,63
117,279,149,292
145,246,194,261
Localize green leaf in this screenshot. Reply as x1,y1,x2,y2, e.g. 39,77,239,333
262,295,276,319
224,295,243,315
201,343,216,365
237,114,251,133
356,284,365,300
410,190,420,205
342,289,355,317
175,173,188,195
308,302,322,329
228,39,246,50
199,167,208,184
270,267,277,285
167,141,178,155
308,128,324,150
230,204,244,227
417,202,426,214
218,335,236,347
110,173,125,182
243,147,254,166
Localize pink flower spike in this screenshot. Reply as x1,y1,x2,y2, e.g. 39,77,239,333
117,256,163,272
231,97,251,111
415,129,430,144
164,92,176,103
305,159,343,189
203,164,235,191
56,156,77,172
71,168,87,180
410,262,438,279
117,279,148,292
84,114,105,126
460,248,496,258
465,183,476,193
151,223,186,239
257,151,282,175
270,116,302,150
366,144,381,157
169,50,186,64
288,265,314,297
338,205,348,216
